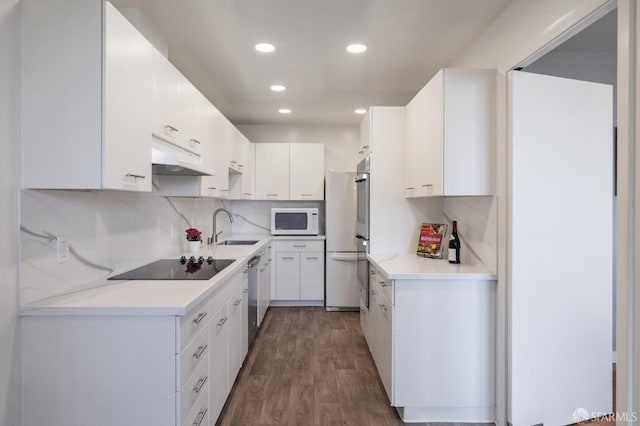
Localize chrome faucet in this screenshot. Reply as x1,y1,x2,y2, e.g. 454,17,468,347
212,208,234,243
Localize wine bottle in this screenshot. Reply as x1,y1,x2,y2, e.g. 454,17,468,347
448,220,461,264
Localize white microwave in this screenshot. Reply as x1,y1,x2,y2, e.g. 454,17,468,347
271,208,319,235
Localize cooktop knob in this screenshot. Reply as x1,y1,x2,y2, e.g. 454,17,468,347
207,256,214,264
179,256,187,264
197,256,205,264
188,256,196,264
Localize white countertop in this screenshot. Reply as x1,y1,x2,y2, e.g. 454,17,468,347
367,253,497,280
271,234,325,240
18,235,273,317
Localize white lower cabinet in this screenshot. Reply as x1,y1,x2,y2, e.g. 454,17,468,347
257,245,272,326
273,239,325,303
364,264,496,423
21,266,250,426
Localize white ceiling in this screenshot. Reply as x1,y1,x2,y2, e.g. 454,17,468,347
111,0,513,125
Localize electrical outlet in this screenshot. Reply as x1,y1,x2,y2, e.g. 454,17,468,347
56,235,70,263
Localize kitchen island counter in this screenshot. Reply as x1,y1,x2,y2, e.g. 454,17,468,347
367,253,497,280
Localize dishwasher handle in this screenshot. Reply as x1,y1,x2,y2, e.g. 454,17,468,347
247,255,261,268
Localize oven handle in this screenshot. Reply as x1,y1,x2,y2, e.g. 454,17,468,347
355,173,369,183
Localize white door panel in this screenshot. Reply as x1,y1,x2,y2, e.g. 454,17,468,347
326,256,359,308
509,71,613,426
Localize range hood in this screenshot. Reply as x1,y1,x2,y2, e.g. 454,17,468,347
152,148,215,176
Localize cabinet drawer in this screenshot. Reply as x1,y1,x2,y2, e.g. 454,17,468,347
275,240,324,252
179,353,209,423
181,390,210,426
210,269,245,316
178,323,209,390
177,298,210,353
370,267,392,303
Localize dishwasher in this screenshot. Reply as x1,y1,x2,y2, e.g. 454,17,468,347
247,255,260,347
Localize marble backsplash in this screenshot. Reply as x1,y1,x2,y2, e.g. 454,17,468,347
20,185,226,305
443,196,497,272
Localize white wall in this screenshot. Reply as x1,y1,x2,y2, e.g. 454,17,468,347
20,186,224,304
237,124,361,171
0,1,21,425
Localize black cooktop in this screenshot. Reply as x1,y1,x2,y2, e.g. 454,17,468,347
108,257,236,281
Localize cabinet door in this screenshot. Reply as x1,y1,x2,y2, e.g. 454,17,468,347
300,252,324,300
200,104,221,197
418,70,444,196
275,252,300,299
241,277,249,357
289,144,325,200
227,286,244,386
209,304,230,421
359,111,372,159
151,48,185,142
404,92,421,198
241,136,255,199
255,143,290,200
102,3,152,192
181,79,206,155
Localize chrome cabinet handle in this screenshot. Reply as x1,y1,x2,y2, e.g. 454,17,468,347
125,173,145,179
233,298,242,306
266,193,278,196
422,184,434,188
243,288,249,293
164,124,179,133
370,290,376,296
243,269,248,274
380,304,388,312
193,376,208,393
217,317,228,327
192,344,207,359
406,187,415,190
293,245,306,248
362,145,369,149
238,164,244,168
300,193,312,196
281,256,295,260
305,257,319,260
193,408,207,426
192,312,207,324
259,268,266,272
370,271,376,275
189,138,201,145
207,187,217,190
221,189,229,192
230,160,237,164
358,150,364,155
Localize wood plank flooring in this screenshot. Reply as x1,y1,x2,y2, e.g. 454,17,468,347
216,307,489,426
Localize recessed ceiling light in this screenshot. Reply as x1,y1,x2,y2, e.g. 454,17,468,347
354,108,367,114
270,84,286,92
346,43,367,54
255,43,275,53
279,108,291,114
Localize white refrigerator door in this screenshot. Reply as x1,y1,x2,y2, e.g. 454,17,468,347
326,171,358,252
509,71,612,425
325,252,360,309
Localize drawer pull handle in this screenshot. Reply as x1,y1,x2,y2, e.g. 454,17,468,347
358,150,364,155
281,256,295,260
192,312,207,324
243,269,248,274
207,187,217,190
293,245,306,248
193,408,208,426
233,298,242,306
193,376,208,393
230,160,237,164
370,290,376,296
217,317,228,327
406,187,415,190
266,193,278,196
259,268,266,272
370,271,376,275
300,193,313,196
125,173,145,180
380,304,388,312
422,184,433,188
164,124,179,133
306,257,319,260
192,344,208,359
362,145,369,149
243,288,249,293
189,138,201,145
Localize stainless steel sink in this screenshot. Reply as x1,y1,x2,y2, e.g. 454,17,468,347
217,240,259,246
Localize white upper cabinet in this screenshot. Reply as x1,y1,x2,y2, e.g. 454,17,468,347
255,143,290,200
405,68,495,197
240,135,255,199
151,48,185,146
289,144,325,200
358,111,372,160
22,0,152,191
254,143,325,201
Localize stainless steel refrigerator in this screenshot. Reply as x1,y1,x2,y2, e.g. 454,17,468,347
325,171,361,310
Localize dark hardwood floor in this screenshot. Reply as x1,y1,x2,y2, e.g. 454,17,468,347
216,307,488,426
